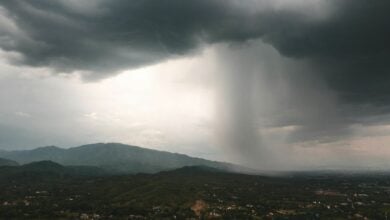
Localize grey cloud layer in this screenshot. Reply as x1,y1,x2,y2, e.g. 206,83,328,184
0,0,264,79
1,0,389,104
266,1,390,105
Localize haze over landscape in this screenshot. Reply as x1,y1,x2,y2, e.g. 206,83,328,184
1,0,390,171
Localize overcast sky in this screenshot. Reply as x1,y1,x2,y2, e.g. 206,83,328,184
1,0,390,170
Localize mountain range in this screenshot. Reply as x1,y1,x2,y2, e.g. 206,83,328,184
0,143,240,174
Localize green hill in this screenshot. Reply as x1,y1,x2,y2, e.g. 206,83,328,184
0,157,19,166
0,160,106,181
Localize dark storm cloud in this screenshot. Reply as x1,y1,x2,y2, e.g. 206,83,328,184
0,0,265,79
0,0,389,102
261,1,390,105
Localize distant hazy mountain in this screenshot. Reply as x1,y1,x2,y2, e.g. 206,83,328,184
0,157,19,166
0,143,239,174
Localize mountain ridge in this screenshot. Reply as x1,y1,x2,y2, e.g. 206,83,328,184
0,143,241,174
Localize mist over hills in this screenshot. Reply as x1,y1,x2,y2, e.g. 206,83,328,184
0,143,239,174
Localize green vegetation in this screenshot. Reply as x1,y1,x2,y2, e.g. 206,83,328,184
0,157,18,166
1,164,390,219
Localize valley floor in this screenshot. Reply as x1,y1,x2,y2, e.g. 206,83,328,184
1,167,390,219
